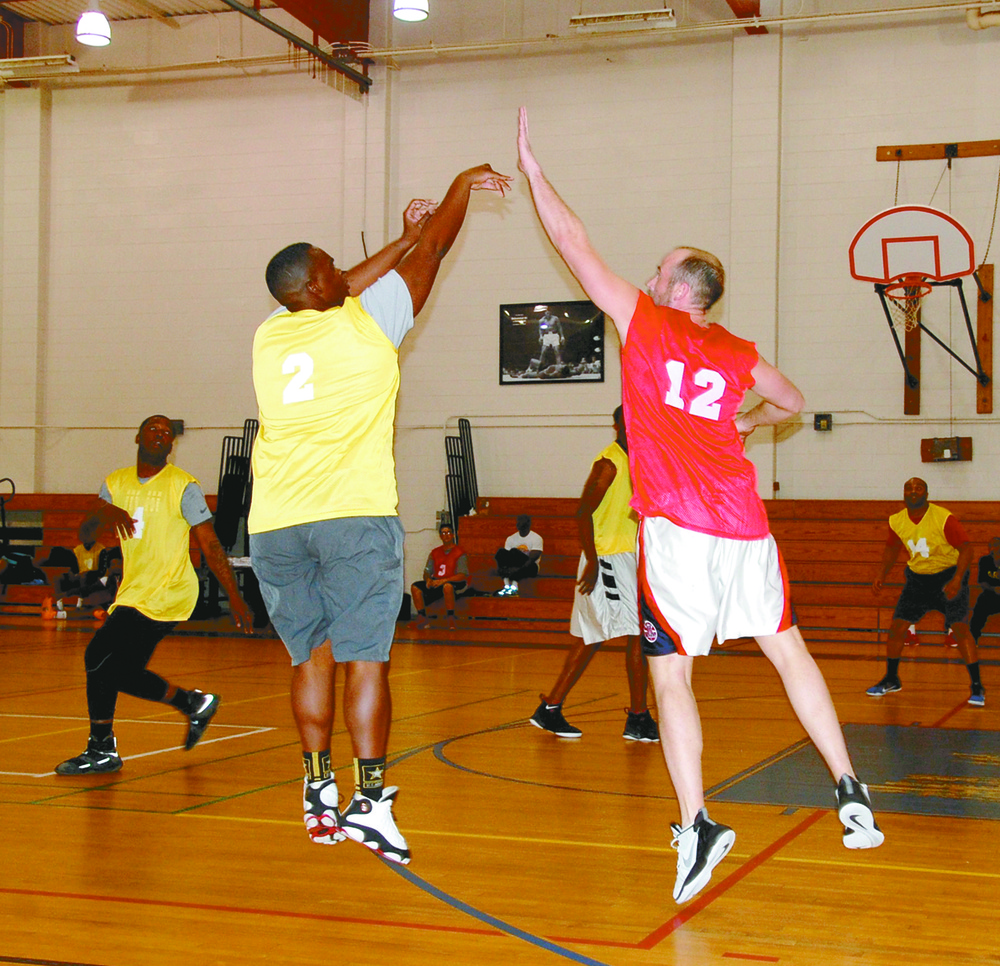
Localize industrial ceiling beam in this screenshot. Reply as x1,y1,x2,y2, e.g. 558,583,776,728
726,0,768,34
216,0,370,91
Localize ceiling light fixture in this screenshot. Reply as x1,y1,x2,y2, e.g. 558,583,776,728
0,54,80,83
569,7,676,32
393,0,429,23
76,0,112,47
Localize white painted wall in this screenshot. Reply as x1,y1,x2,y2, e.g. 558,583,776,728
1,7,999,576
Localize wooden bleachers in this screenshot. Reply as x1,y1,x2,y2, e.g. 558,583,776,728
0,492,217,615
405,497,1000,647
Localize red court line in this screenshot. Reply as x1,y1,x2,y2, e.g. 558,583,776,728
2,809,832,956
723,953,780,962
0,887,498,939
930,698,974,729
636,808,829,949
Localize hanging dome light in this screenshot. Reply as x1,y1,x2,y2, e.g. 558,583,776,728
76,0,112,47
393,0,429,23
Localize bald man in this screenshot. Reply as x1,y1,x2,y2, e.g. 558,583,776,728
869,477,985,706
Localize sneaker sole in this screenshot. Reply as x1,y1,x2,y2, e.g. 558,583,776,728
623,733,659,742
54,758,123,776
865,685,901,697
674,828,736,904
306,815,346,845
339,826,411,864
968,696,986,707
529,717,581,738
838,803,885,849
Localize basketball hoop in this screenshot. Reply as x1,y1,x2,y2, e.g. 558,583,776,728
882,274,932,332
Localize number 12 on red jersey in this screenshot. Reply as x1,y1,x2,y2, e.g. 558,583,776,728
663,359,726,420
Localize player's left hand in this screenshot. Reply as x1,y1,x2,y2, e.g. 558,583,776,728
230,597,255,635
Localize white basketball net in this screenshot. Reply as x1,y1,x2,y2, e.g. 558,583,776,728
884,276,931,333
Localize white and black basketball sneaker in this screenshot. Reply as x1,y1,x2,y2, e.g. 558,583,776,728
55,735,123,776
671,807,736,904
337,786,411,865
303,776,345,845
836,774,885,849
184,691,220,750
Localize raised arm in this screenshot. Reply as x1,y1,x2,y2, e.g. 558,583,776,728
396,164,511,316
517,107,640,342
345,199,437,296
734,356,806,439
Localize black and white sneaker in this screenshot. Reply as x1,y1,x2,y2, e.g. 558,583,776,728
304,776,345,845
836,774,885,849
622,709,659,742
184,691,220,750
671,807,736,904
55,736,123,776
529,701,582,738
337,786,410,864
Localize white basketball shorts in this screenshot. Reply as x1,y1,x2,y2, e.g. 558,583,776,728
638,516,793,657
570,551,640,645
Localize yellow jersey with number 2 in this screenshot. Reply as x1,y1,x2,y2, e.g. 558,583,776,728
250,276,410,534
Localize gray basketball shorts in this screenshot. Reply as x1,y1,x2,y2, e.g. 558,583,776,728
249,516,404,666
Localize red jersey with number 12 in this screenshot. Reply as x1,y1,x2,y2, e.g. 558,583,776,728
622,292,769,539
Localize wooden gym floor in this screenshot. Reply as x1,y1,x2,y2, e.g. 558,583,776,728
0,616,997,966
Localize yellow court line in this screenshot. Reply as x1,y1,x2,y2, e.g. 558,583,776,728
178,811,676,853
178,813,1000,880
773,855,1000,879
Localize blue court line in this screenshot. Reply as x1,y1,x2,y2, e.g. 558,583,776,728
383,858,613,966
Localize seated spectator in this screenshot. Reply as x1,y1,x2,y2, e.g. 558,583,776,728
51,520,122,615
410,523,470,629
971,537,1000,644
494,514,543,597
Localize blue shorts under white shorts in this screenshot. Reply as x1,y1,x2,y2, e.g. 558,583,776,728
570,551,640,645
249,516,404,666
638,516,794,657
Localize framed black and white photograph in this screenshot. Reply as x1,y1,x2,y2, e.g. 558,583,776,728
499,300,605,385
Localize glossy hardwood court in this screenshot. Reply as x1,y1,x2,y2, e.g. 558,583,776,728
1,616,996,966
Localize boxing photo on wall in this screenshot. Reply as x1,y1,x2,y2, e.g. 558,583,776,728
499,300,605,384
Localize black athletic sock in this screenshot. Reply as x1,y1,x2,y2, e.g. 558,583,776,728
887,658,901,681
416,608,426,617
90,721,113,743
354,756,385,800
966,661,982,688
303,750,332,783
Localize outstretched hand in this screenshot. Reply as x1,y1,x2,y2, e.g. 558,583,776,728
402,198,438,241
517,106,540,176
466,163,513,196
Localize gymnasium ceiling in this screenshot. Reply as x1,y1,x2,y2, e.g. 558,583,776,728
0,1,989,46
0,1,994,85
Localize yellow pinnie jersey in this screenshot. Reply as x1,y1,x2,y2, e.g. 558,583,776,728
249,296,401,533
105,464,201,622
889,502,959,575
591,441,639,556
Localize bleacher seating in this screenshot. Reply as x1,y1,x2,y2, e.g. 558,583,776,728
0,492,215,615
404,497,1000,647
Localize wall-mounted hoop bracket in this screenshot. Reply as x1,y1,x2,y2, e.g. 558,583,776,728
873,277,990,389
